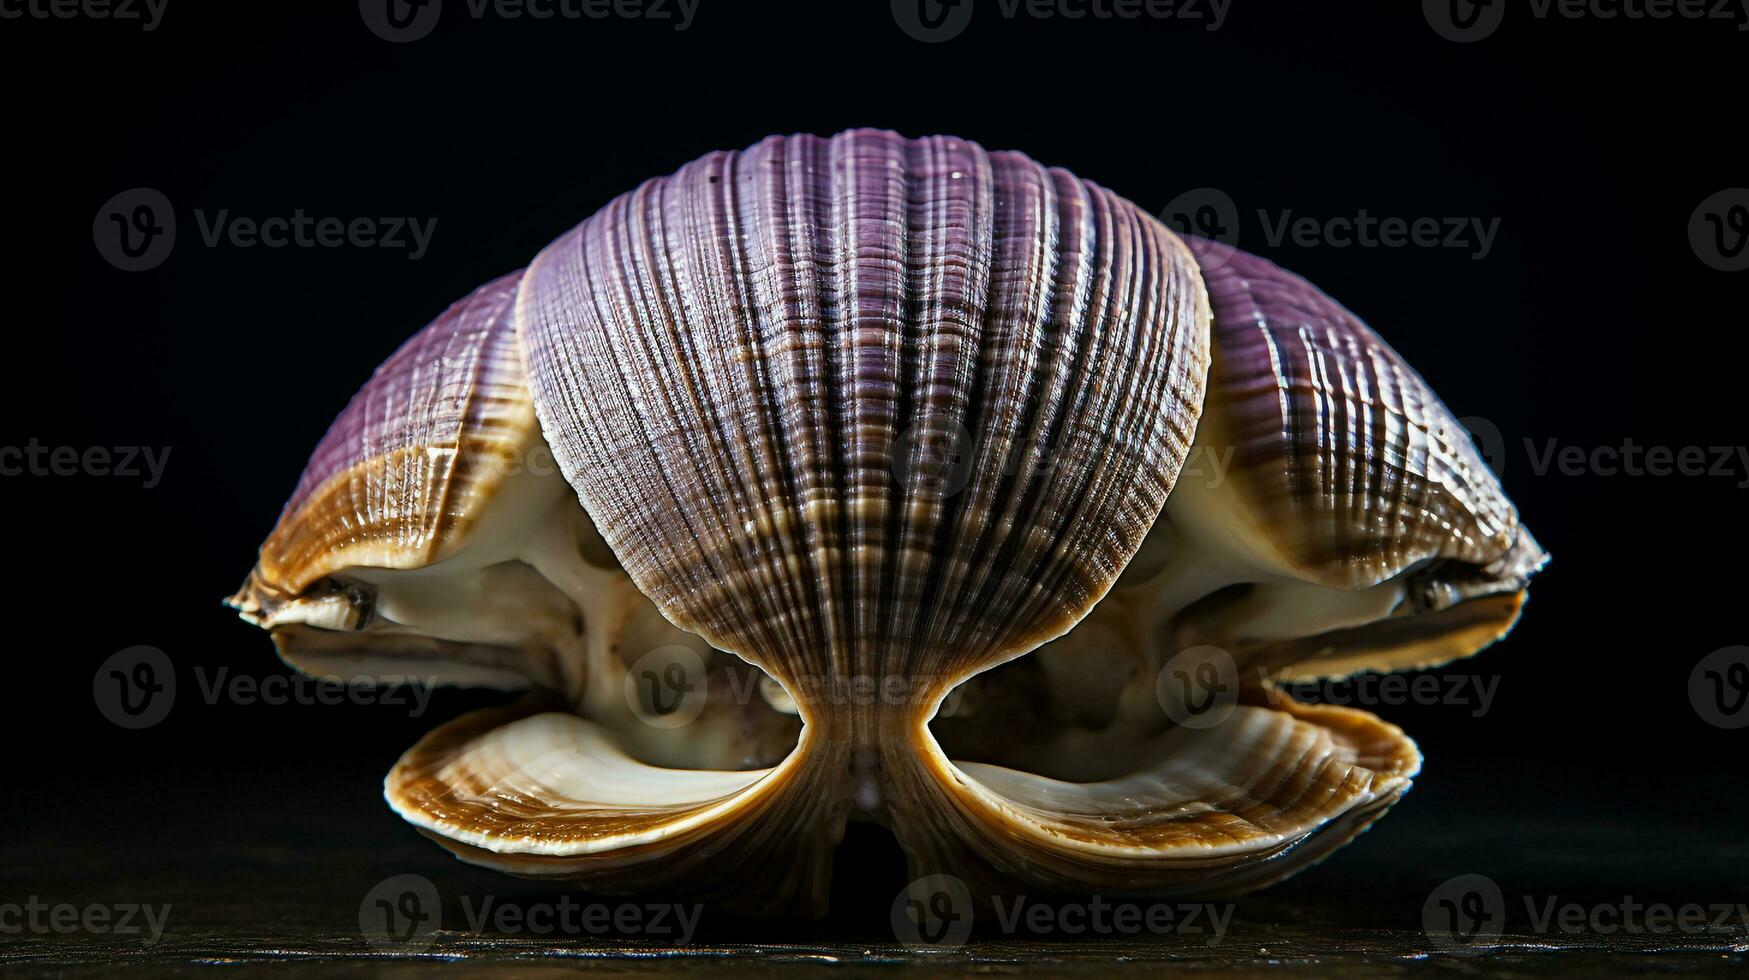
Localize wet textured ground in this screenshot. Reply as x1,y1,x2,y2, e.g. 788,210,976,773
4,758,1745,978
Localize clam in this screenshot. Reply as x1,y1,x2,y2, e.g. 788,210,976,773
229,130,1544,916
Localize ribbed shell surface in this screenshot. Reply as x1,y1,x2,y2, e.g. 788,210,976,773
249,272,534,597
1188,238,1523,590
519,131,1211,706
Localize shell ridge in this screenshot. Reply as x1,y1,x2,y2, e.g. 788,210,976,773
738,140,839,682
416,282,493,564
255,273,525,593
832,130,916,686
824,132,887,685
674,147,823,681
876,132,921,687
980,176,1123,655
892,135,996,683
997,183,1148,648
913,146,1023,671
634,165,811,675
992,191,1203,663
798,133,858,686
729,135,843,686
920,155,1064,669
566,196,771,660
1194,238,1522,588
950,168,1096,664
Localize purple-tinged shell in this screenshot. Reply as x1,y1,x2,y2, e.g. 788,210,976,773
229,271,532,624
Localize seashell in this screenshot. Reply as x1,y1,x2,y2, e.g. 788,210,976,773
229,130,1543,917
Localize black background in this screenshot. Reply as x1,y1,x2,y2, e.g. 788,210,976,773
3,0,1744,946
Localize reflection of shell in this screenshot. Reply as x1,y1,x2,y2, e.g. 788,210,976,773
230,130,1543,917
